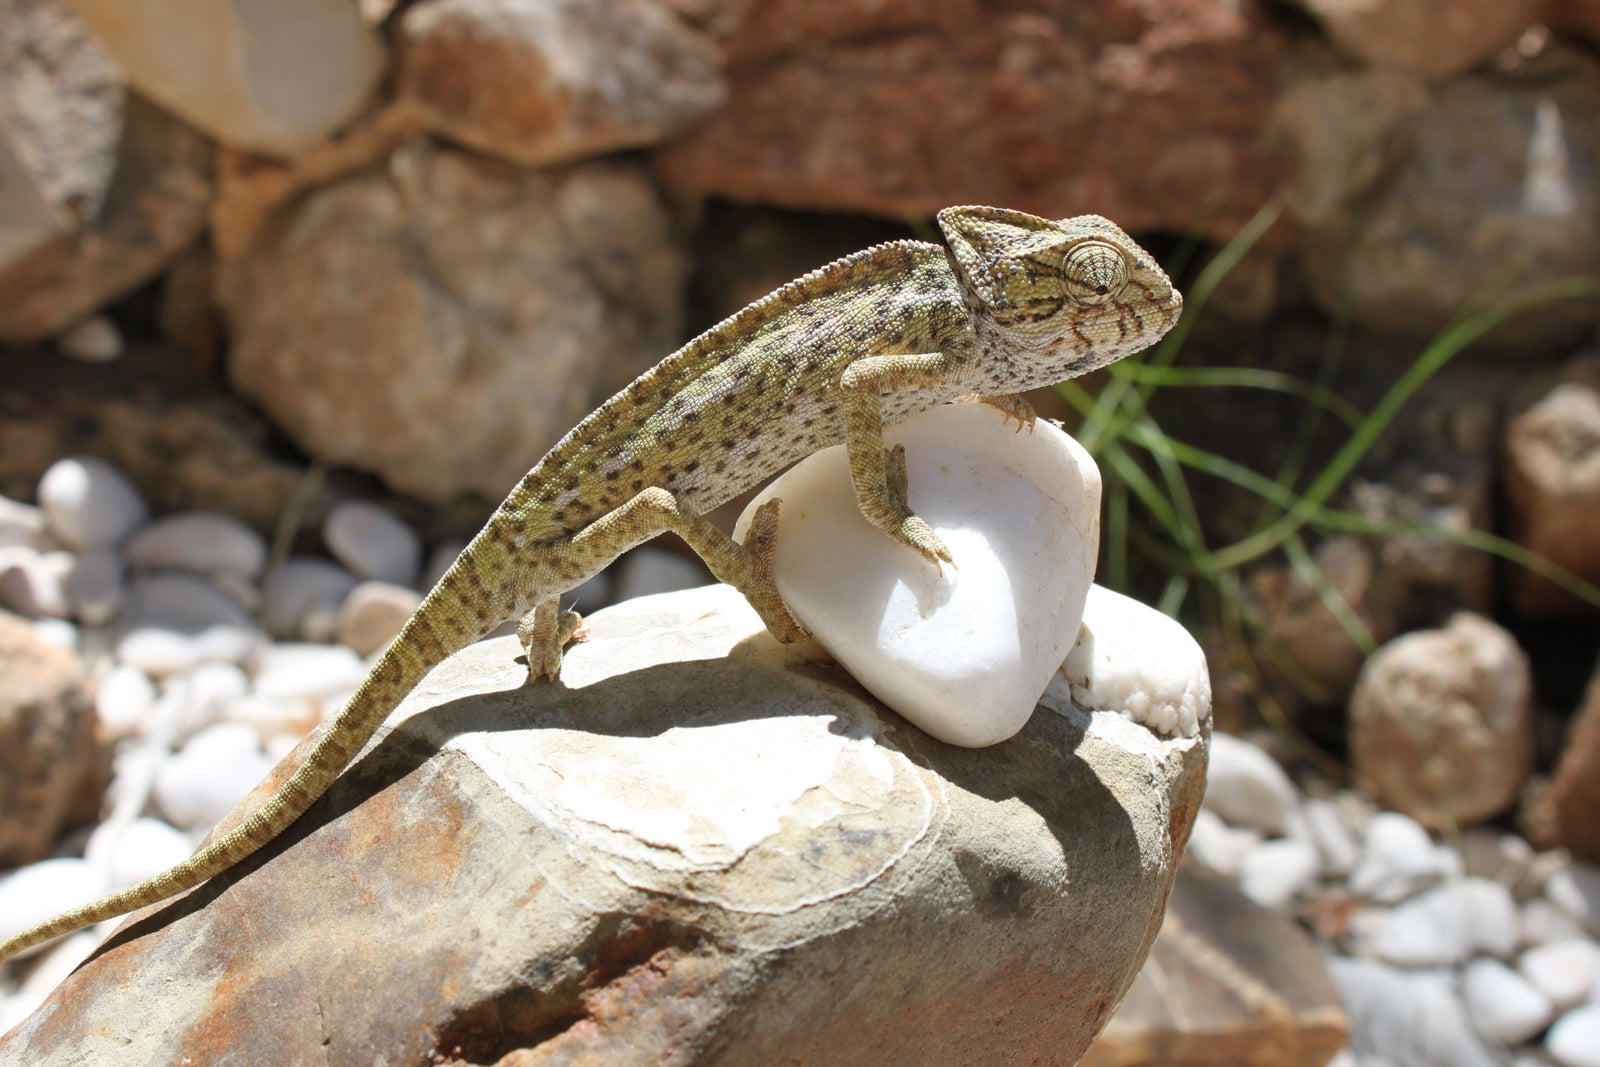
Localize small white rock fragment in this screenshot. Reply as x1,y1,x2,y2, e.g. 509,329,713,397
1524,898,1591,947
1238,836,1319,910
1463,957,1556,1045
739,403,1104,748
1301,796,1362,876
86,816,193,890
324,501,421,586
1186,807,1262,878
1548,1005,1600,1067
154,722,274,831
1369,877,1519,967
1051,583,1208,738
0,548,74,617
0,859,111,959
1463,828,1537,890
123,511,269,580
335,580,422,656
115,571,262,676
37,457,149,549
55,314,124,363
1199,732,1300,836
262,556,360,642
251,642,369,700
64,546,125,625
1350,811,1458,903
28,616,79,650
0,495,50,549
163,661,252,740
1520,939,1600,1012
95,662,158,738
1546,862,1600,935
1327,955,1501,1067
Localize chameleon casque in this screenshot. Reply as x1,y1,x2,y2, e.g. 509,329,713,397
0,206,1181,965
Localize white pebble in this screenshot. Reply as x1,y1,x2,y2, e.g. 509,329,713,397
1301,796,1362,876
1186,807,1262,878
611,547,709,604
163,661,252,740
225,693,318,747
251,642,369,700
1370,877,1519,967
1350,812,1458,903
0,548,73,618
153,722,274,831
335,580,421,656
1463,957,1555,1045
86,817,193,890
1051,583,1209,738
739,403,1104,747
1520,940,1600,1011
1548,1005,1600,1067
123,511,268,580
1201,732,1301,836
94,662,158,738
262,556,358,642
1525,898,1591,947
1547,863,1600,936
0,859,111,959
36,457,148,549
324,501,420,586
0,494,50,549
28,616,78,650
65,546,125,625
115,572,261,675
55,314,123,363
1463,828,1536,890
1328,955,1501,1067
1238,836,1320,910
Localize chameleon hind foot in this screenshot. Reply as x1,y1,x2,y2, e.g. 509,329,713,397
518,602,587,682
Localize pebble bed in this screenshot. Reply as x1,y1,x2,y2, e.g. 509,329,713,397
1,457,1599,1067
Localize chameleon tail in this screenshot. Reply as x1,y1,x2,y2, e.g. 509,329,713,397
0,544,511,966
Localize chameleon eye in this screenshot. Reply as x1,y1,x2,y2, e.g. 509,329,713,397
1062,240,1129,306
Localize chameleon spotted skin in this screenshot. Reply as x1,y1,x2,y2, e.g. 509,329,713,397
0,207,1181,965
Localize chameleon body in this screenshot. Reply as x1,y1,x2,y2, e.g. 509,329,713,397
0,206,1181,965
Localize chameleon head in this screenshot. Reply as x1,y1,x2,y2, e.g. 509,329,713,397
938,206,1184,388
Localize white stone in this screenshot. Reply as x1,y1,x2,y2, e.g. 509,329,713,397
1199,731,1301,836
163,661,252,740
0,494,50,549
123,511,268,580
1301,796,1362,876
153,722,274,831
86,817,194,891
1463,828,1536,889
95,662,158,738
55,314,123,363
251,642,368,700
611,547,709,604
1350,811,1457,903
1463,957,1556,1045
1548,1005,1600,1067
1239,836,1320,910
0,859,111,959
64,545,125,626
1186,807,1262,878
1328,955,1501,1067
1050,583,1209,738
262,556,358,642
114,571,262,675
28,616,79,650
1370,877,1519,967
1547,862,1600,935
737,403,1102,748
225,693,318,748
1525,898,1591,946
334,580,421,656
324,501,421,587
75,0,385,158
36,456,148,549
0,547,73,617
1520,940,1600,1012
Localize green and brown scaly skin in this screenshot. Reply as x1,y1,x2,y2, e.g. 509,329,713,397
0,207,1181,965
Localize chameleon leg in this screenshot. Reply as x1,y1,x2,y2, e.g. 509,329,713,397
958,392,1037,430
518,487,807,678
839,351,967,567
517,599,586,682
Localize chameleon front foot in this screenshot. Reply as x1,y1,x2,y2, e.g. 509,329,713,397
878,443,953,568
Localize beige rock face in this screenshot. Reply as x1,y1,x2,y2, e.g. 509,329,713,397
1503,379,1600,616
218,145,687,502
0,612,109,868
1349,612,1534,829
74,0,385,158
397,0,726,166
1290,0,1541,80
1524,660,1600,863
2,585,1208,1065
652,0,1287,239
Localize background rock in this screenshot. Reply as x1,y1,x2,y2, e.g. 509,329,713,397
218,146,687,502
1503,377,1600,616
1524,660,1600,862
1289,0,1541,80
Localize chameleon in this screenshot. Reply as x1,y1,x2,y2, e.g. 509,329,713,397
0,205,1181,966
